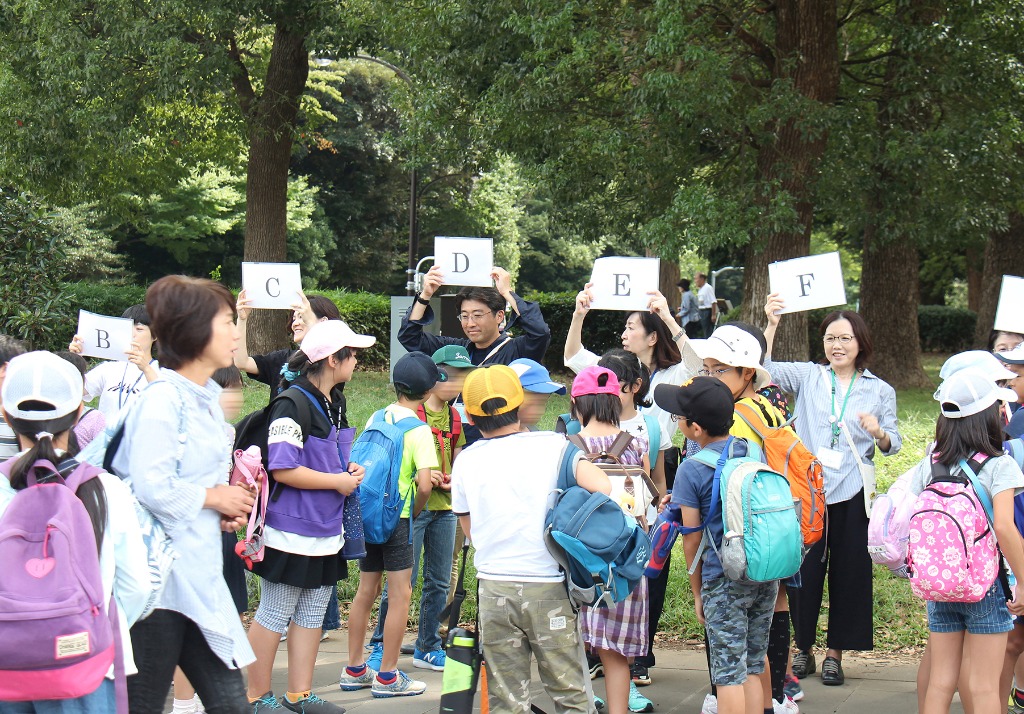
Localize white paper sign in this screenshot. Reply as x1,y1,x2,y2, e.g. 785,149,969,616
588,257,661,311
768,252,847,314
77,310,134,361
434,237,494,287
994,275,1024,334
241,262,303,309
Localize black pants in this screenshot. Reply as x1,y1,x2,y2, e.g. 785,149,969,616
128,609,249,714
792,492,874,652
683,321,702,339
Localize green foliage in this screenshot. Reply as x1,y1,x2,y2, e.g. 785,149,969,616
0,191,73,350
917,305,977,353
522,291,628,372
61,282,148,325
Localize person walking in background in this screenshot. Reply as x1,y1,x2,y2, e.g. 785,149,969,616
694,272,717,338
676,279,701,339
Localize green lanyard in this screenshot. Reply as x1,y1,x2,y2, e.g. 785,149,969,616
829,369,858,448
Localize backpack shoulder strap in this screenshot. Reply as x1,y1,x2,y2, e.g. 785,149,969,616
642,414,660,458
62,461,106,492
606,431,636,460
733,401,769,440
449,406,462,438
557,441,583,491
566,433,590,455
275,388,314,438
960,457,996,526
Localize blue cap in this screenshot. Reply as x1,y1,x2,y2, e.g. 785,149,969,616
508,358,566,395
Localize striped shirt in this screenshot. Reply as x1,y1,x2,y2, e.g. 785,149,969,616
764,359,902,505
0,414,17,460
112,369,255,669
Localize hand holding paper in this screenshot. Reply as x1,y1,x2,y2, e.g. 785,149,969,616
434,237,494,287
76,310,134,361
240,262,303,310
994,275,1024,334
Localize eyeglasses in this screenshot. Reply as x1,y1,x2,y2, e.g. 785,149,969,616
697,367,736,377
823,334,855,345
457,311,495,324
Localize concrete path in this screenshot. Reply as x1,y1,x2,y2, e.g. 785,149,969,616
263,633,956,714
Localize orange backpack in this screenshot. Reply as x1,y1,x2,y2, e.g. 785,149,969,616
734,400,826,548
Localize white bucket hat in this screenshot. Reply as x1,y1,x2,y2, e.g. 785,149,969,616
683,325,772,390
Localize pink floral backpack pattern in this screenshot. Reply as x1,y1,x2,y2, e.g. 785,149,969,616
908,455,999,603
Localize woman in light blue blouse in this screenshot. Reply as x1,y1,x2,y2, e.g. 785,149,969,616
763,294,902,689
113,276,256,714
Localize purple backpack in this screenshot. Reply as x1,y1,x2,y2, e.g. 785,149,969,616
0,458,116,701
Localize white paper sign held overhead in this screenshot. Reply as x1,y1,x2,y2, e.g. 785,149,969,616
994,275,1024,334
768,252,847,315
588,257,661,311
434,237,494,288
77,310,134,361
241,262,303,309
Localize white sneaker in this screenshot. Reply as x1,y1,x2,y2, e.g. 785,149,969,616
701,693,718,714
774,695,799,713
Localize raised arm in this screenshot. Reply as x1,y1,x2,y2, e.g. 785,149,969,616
564,283,594,364
493,267,551,359
234,289,259,375
647,290,688,346
763,292,784,360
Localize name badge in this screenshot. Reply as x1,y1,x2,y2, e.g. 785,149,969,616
817,447,843,471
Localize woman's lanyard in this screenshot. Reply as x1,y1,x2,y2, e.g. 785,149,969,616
118,361,150,410
829,368,858,448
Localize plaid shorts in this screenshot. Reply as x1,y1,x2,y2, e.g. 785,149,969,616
581,576,649,657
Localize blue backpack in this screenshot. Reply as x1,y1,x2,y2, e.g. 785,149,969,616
685,437,802,583
352,409,424,544
545,444,651,609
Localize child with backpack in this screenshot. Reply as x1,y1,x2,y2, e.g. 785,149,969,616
0,351,151,713
339,351,440,698
367,345,474,670
570,365,655,714
450,364,610,713
654,377,783,714
906,369,1024,714
244,320,373,713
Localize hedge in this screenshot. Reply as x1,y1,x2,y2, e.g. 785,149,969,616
56,283,977,368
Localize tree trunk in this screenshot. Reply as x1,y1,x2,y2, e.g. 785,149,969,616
240,25,310,354
974,211,1024,347
660,259,680,316
741,0,838,361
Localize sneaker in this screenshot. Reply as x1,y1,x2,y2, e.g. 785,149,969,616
588,653,604,680
701,693,718,714
1010,688,1024,714
371,670,427,698
773,696,799,713
338,665,377,691
320,630,330,642
821,656,844,686
627,681,654,713
365,642,384,673
791,650,815,679
281,693,345,713
595,696,605,711
400,643,415,655
251,692,283,712
630,662,651,686
784,674,804,702
413,648,446,671
172,695,202,714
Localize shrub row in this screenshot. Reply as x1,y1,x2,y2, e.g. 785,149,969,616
55,283,977,368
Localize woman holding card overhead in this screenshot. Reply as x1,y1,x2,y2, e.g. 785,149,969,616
763,293,902,688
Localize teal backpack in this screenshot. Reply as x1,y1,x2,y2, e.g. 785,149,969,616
556,412,660,466
684,437,802,583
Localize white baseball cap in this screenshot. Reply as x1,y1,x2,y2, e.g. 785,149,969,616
934,368,1018,418
940,350,1016,382
299,320,376,362
683,325,771,390
1,352,84,421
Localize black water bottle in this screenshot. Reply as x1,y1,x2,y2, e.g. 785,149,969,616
439,627,480,714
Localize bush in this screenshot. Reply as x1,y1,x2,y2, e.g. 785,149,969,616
522,291,636,372
316,290,391,370
918,305,976,353
63,282,148,322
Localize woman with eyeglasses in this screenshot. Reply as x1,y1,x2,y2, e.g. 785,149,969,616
763,293,902,690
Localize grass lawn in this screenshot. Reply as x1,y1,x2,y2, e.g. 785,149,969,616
241,354,950,652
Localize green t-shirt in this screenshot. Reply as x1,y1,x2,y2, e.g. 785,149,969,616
422,403,466,511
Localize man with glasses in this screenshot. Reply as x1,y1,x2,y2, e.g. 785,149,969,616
399,265,552,443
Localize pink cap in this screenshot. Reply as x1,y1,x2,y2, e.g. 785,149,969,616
571,365,621,398
300,320,376,362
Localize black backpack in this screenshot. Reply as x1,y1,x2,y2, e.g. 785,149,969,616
233,388,313,469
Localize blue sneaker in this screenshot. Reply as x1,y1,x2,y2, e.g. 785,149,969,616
339,664,377,691
628,681,654,713
251,692,283,711
412,647,446,671
365,642,384,673
371,670,427,698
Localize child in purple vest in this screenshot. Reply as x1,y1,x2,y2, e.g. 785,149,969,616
245,321,375,713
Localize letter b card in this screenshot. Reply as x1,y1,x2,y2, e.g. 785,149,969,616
77,310,133,361
588,257,661,311
768,252,847,315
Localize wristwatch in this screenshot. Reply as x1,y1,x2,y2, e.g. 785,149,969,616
414,293,431,306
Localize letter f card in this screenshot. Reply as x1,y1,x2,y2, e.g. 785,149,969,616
768,252,847,315
77,310,133,361
588,257,660,311
434,236,494,287
241,262,302,309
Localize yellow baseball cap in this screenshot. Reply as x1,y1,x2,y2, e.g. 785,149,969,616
463,364,524,416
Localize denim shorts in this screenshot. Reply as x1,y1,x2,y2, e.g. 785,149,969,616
927,581,1013,635
702,576,779,686
0,679,113,714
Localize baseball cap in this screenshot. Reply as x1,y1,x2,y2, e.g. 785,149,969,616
463,364,524,417
653,376,735,434
995,343,1024,366
682,325,771,390
934,368,1018,418
300,320,376,362
2,352,84,421
393,351,447,394
940,350,1016,382
431,345,475,369
509,358,566,395
571,365,621,398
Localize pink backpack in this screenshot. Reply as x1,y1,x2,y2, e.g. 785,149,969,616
0,459,117,702
908,455,1000,603
867,467,917,577
230,446,268,570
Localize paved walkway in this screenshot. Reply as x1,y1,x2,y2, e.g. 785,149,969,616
265,633,960,713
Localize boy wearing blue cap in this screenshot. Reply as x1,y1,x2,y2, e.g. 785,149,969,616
509,358,566,430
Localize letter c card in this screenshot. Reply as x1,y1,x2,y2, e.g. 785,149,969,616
241,262,302,309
